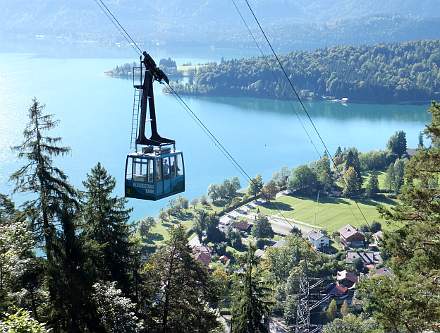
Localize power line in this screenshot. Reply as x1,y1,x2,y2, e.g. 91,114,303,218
91,0,331,232
230,0,322,159
242,0,369,226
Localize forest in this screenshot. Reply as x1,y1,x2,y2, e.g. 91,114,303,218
172,40,440,103
0,98,439,332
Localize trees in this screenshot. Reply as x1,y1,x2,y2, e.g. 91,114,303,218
272,166,290,188
92,281,143,333
312,155,333,192
342,167,361,197
251,215,274,239
326,299,338,322
248,175,264,198
344,148,362,184
0,308,49,333
288,165,318,195
387,130,407,158
261,180,278,201
208,177,241,204
384,159,406,194
9,99,78,326
365,172,379,197
141,225,219,332
232,246,272,333
81,163,133,294
360,102,440,332
323,314,381,333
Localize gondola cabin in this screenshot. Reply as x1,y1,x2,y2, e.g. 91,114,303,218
125,146,185,201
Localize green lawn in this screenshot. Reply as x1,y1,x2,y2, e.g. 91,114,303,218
258,194,397,233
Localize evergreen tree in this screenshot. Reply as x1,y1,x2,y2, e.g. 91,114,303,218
360,102,440,332
384,163,395,192
387,130,407,158
9,99,77,326
365,172,379,197
344,148,362,184
141,225,219,332
81,163,133,294
392,158,405,194
231,246,272,333
251,215,274,239
342,167,360,197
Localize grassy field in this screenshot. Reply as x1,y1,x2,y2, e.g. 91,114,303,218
258,194,397,233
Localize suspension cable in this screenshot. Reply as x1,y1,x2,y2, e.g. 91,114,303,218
242,0,369,226
230,0,321,159
91,0,350,231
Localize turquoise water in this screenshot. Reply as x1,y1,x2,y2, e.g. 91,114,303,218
0,54,431,221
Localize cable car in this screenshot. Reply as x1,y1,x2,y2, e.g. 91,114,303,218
125,52,185,201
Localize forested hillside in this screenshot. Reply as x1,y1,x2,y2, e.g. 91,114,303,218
2,0,440,54
172,40,440,103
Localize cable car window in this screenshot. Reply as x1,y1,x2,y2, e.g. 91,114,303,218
163,157,171,179
156,158,162,181
147,159,154,183
176,154,183,176
126,158,133,180
133,158,148,181
171,156,177,178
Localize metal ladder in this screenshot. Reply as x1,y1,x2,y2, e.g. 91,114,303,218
130,88,141,150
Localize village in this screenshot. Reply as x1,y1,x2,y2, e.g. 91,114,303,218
185,188,393,331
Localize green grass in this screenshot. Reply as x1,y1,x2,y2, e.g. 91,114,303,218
258,194,397,233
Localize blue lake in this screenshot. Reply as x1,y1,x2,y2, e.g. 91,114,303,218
0,53,431,221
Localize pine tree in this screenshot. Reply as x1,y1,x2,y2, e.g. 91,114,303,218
9,99,77,326
384,163,395,192
251,214,274,239
81,163,133,294
141,225,219,332
360,102,440,332
231,246,272,333
387,130,407,158
248,175,264,198
344,148,362,184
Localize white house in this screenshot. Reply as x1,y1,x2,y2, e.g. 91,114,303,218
307,230,330,250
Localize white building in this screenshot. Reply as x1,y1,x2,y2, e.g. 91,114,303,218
307,230,330,250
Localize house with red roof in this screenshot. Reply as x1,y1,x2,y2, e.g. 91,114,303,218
338,224,365,248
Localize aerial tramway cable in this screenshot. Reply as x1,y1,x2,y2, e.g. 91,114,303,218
230,0,322,159
240,0,370,226
91,0,301,229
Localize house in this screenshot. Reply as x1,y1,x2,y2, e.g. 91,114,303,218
369,230,384,249
192,245,212,267
371,267,393,277
346,251,383,269
255,249,265,258
337,270,358,288
307,230,330,250
338,224,365,248
232,219,251,233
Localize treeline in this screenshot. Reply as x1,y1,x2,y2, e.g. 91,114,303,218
172,40,440,103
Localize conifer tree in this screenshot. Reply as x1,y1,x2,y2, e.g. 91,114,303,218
365,172,379,197
231,246,272,333
360,103,440,332
141,225,219,332
9,99,77,324
81,163,133,294
342,167,360,197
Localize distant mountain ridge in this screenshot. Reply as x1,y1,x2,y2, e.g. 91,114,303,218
1,0,440,54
